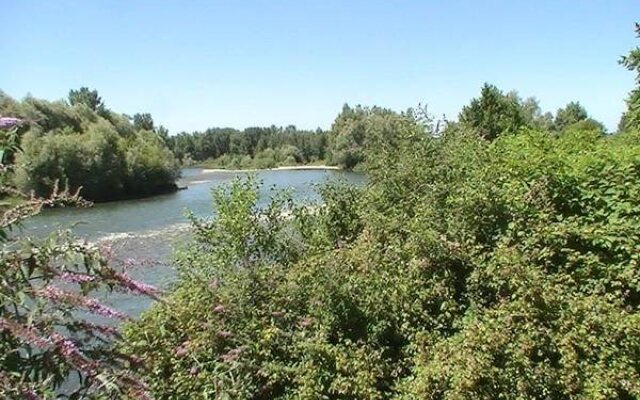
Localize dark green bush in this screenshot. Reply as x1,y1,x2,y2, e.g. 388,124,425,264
1,91,179,202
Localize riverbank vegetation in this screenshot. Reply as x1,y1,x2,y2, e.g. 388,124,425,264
119,24,640,400
0,88,179,202
2,21,639,400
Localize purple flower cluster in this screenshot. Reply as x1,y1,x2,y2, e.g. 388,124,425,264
208,278,220,290
84,298,129,320
212,304,226,314
98,243,114,260
0,116,22,129
112,271,159,298
50,332,97,375
174,341,190,357
0,318,50,348
38,285,129,320
220,347,243,363
60,272,96,284
71,320,120,338
0,318,98,376
299,317,313,328
216,330,233,339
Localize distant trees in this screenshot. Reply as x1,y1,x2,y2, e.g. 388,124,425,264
165,125,330,169
1,89,179,202
456,83,605,141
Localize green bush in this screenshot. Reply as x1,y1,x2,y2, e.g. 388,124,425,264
124,120,640,398
3,91,179,202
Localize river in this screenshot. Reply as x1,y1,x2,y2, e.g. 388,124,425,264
22,168,364,317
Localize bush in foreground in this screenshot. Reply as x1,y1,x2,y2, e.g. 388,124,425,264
123,109,640,398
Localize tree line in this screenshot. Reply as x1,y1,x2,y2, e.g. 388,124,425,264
166,125,329,169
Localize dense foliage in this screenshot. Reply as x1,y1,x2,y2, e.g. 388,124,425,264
125,119,640,399
121,28,640,399
167,126,329,169
0,89,179,202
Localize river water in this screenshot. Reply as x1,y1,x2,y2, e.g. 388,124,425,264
22,168,364,316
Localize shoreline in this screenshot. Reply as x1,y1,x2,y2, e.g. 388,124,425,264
200,165,341,173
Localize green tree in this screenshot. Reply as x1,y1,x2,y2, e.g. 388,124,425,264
329,104,368,168
5,91,179,202
133,112,155,131
68,87,104,112
458,83,526,140
554,101,588,131
619,22,640,132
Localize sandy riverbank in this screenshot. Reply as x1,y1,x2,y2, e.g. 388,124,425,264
201,165,340,173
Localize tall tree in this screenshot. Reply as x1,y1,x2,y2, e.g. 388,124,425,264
133,112,155,131
458,83,525,141
619,22,640,132
329,104,369,169
554,101,588,131
68,87,104,112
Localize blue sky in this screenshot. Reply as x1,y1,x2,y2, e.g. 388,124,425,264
1,1,637,133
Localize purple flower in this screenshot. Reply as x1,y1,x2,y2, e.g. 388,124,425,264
216,330,233,339
112,272,160,298
38,285,129,320
175,341,190,357
189,366,199,375
23,390,41,400
98,243,114,259
212,305,226,314
60,272,96,284
0,117,22,130
51,333,80,359
51,332,97,375
220,347,243,362
0,318,51,348
123,257,137,268
85,299,128,320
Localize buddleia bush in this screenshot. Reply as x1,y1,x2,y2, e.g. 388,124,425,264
0,118,158,399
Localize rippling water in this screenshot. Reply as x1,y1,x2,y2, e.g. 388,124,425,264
22,168,364,316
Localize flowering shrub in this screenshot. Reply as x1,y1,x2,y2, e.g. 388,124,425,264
0,119,156,399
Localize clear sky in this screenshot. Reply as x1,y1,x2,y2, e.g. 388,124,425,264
1,1,637,133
